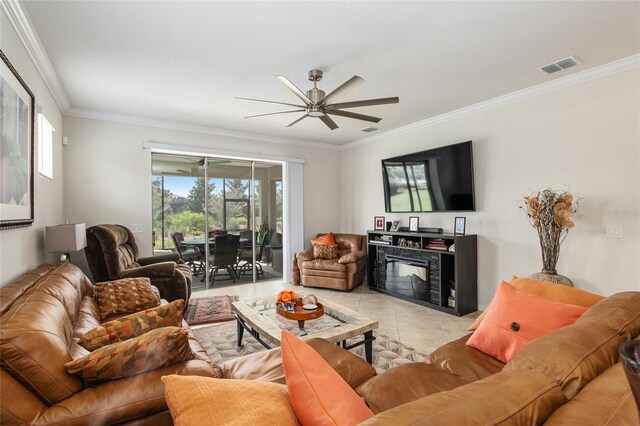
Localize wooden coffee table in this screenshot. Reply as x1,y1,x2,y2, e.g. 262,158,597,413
232,297,379,363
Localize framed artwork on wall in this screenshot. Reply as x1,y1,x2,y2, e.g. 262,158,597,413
409,216,419,232
455,217,466,235
374,216,385,230
0,50,35,230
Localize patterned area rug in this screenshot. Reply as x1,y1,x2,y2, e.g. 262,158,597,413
184,296,239,326
192,321,429,372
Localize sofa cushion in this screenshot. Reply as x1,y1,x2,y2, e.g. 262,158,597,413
301,259,347,273
356,363,469,413
220,337,376,388
468,276,604,331
0,292,84,405
428,334,505,383
544,362,639,425
281,330,374,425
162,375,298,426
467,281,587,363
358,370,566,425
66,327,194,382
505,291,640,399
576,291,640,340
94,277,160,320
313,244,339,260
78,299,184,351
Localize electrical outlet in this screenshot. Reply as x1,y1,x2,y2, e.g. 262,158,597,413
130,224,143,233
605,225,622,238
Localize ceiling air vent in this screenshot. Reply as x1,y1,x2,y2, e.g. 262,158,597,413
361,126,378,133
538,56,581,75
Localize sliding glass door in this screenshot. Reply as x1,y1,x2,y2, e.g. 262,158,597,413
151,153,283,288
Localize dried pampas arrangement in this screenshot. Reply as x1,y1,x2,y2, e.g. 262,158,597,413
519,187,579,286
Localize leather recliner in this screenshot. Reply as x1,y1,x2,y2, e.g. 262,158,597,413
293,233,367,291
85,224,192,304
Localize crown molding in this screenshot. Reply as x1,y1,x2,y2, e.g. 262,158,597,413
1,0,70,111
65,107,341,151
340,54,640,151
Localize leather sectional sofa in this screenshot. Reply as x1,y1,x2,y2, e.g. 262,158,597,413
1,262,638,424
0,263,372,425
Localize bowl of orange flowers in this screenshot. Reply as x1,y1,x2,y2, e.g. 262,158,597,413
276,290,298,309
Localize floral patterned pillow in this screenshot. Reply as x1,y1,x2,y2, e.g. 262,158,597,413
313,244,339,260
66,327,194,382
78,299,184,351
94,277,160,320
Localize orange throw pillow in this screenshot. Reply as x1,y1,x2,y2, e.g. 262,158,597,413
468,276,603,331
281,330,374,426
310,232,337,246
162,375,298,426
466,281,587,363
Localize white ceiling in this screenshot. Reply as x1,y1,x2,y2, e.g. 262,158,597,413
21,1,640,146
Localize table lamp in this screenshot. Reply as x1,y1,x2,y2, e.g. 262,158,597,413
45,223,87,263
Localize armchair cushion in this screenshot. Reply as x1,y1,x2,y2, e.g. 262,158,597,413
138,252,181,265
78,299,184,351
296,249,314,261
338,250,366,264
119,262,177,280
95,278,160,320
66,327,194,382
313,244,339,260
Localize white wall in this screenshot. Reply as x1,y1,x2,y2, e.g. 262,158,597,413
0,9,64,286
62,116,341,271
340,69,640,306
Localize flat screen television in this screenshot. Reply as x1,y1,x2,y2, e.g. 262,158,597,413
382,141,475,212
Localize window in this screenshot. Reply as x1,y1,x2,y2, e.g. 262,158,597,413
37,113,54,179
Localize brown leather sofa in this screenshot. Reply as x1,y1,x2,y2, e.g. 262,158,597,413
85,224,192,304
0,262,376,425
355,291,640,424
293,233,367,291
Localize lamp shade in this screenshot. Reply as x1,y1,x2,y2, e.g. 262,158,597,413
45,223,87,254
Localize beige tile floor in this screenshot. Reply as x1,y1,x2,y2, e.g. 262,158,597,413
193,279,480,354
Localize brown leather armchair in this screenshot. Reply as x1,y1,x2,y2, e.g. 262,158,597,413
293,233,367,291
85,224,192,304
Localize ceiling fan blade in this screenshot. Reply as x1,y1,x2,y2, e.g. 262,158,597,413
234,97,305,109
276,75,312,105
319,114,338,130
286,114,308,128
244,109,305,119
319,75,364,105
326,97,400,110
326,109,381,123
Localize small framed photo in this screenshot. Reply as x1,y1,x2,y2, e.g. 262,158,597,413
454,217,466,235
374,216,385,231
390,220,401,232
409,216,419,232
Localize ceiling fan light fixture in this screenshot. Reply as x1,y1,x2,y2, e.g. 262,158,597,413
307,110,325,117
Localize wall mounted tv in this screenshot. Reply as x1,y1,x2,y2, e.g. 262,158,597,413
382,141,475,212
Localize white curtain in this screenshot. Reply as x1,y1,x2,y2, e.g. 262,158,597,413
283,162,304,283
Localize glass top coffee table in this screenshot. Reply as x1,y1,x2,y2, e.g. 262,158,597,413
232,296,379,363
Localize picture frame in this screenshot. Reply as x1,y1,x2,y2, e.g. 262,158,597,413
409,216,419,232
454,217,466,235
1,50,35,230
374,216,385,231
390,220,401,232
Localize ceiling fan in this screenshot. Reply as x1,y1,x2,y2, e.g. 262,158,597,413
176,158,231,175
235,69,399,130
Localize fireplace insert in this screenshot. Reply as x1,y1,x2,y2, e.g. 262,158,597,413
382,255,439,304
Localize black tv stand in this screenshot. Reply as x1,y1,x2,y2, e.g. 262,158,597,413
366,230,477,316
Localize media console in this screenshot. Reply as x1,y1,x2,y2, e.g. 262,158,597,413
367,230,477,316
